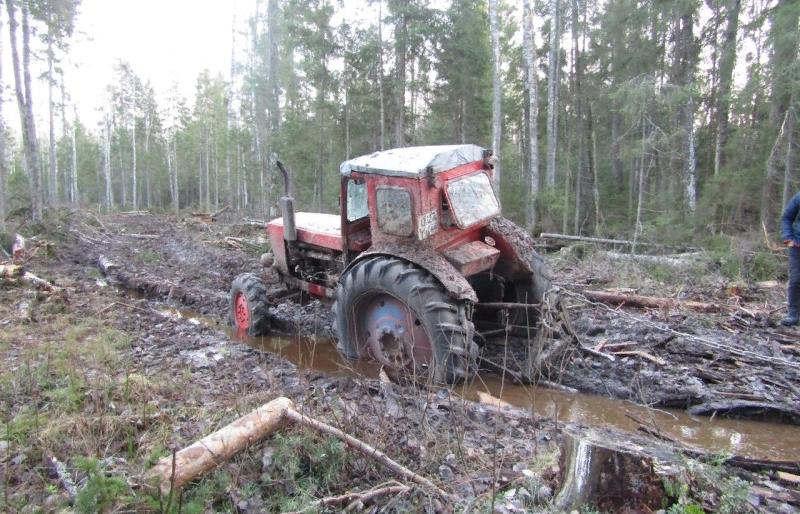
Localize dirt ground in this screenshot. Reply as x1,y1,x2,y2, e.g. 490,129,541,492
0,210,798,513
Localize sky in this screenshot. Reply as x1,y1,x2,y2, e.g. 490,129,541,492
63,0,250,127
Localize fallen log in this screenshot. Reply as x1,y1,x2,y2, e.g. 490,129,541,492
581,289,722,313
149,397,293,494
539,232,698,252
149,397,450,500
603,250,704,269
22,271,62,293
687,400,800,425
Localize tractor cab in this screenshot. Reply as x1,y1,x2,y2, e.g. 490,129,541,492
266,145,503,296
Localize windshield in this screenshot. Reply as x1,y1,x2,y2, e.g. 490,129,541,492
445,172,500,228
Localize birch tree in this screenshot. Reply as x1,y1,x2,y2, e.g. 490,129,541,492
7,0,43,221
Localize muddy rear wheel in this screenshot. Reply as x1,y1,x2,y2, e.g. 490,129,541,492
333,256,478,383
230,273,270,337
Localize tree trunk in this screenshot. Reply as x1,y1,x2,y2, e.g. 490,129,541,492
489,0,502,188
684,95,697,214
377,0,386,150
589,104,601,235
523,0,539,232
782,107,796,207
104,115,113,209
172,135,179,213
71,107,77,204
0,14,6,231
713,0,740,176
144,110,151,208
47,30,57,204
7,0,43,221
546,0,561,187
393,6,407,148
131,81,137,210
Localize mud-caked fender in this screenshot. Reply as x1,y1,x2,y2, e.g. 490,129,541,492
342,242,478,303
484,216,550,280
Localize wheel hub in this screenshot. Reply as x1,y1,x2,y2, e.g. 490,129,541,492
357,294,432,372
234,292,250,330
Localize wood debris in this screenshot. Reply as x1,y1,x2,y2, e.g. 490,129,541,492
149,397,451,501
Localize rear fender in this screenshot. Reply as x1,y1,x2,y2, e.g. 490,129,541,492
343,242,478,303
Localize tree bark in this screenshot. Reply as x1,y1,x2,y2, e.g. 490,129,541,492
7,0,43,221
489,0,502,188
0,14,6,231
104,115,113,209
377,0,386,150
545,0,561,187
131,80,137,210
393,4,407,148
71,106,77,204
713,0,740,176
523,0,539,232
47,29,57,204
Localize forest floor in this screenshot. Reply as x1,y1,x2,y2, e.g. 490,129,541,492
0,210,798,513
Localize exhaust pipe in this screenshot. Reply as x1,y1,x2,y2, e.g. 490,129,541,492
275,160,297,242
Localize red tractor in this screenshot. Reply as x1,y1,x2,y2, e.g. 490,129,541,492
230,144,550,382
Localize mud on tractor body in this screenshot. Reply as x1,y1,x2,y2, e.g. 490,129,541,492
230,144,551,383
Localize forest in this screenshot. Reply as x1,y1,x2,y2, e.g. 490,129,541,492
0,0,797,245
4,0,800,512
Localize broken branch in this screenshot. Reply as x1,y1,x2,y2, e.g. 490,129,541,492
581,289,722,313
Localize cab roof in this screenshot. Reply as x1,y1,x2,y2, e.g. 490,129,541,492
340,144,486,178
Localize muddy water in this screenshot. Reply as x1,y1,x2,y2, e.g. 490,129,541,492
157,305,799,463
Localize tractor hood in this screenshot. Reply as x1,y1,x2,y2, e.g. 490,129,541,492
340,144,486,178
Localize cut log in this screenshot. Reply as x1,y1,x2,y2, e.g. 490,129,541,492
149,397,293,494
581,289,721,313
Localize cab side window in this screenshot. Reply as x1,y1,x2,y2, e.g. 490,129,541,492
346,179,369,221
376,187,413,237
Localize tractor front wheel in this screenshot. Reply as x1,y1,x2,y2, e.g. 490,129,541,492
333,256,478,383
230,273,271,337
